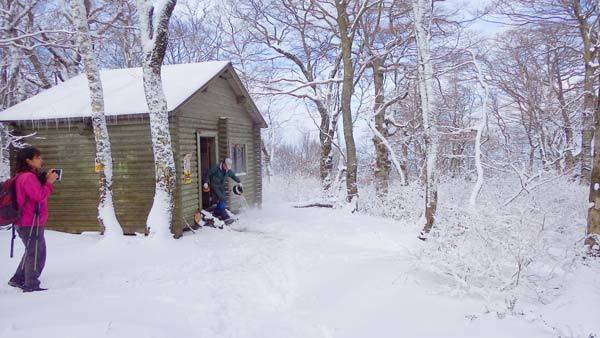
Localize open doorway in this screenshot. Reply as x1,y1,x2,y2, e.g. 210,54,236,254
197,132,218,210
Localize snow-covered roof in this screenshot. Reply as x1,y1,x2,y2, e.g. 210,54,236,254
0,61,232,121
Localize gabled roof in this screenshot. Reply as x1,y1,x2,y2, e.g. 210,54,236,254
0,61,267,127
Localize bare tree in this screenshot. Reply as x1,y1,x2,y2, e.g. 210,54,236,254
359,0,412,196
487,27,579,175
496,0,599,181
164,0,223,64
236,0,343,194
468,50,490,207
1,0,134,108
0,0,45,108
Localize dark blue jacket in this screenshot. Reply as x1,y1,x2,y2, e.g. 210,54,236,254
204,164,240,200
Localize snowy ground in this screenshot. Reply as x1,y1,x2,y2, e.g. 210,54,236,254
1,192,599,337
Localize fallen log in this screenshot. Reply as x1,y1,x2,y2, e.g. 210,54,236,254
294,203,334,208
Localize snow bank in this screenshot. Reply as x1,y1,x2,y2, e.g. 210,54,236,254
4,203,593,338
0,174,596,337
267,173,596,333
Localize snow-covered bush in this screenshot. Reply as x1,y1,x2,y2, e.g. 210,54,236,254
359,182,423,223
416,175,587,303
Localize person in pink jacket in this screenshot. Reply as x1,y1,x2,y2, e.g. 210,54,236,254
8,146,58,292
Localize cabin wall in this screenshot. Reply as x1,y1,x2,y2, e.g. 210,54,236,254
8,117,178,235
173,72,262,235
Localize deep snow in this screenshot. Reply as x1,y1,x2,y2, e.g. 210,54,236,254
0,190,598,338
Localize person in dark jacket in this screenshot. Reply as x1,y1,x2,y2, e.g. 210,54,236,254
202,158,241,220
8,146,58,292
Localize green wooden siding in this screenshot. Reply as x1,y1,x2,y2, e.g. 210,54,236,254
109,119,158,235
22,124,99,233
173,73,262,236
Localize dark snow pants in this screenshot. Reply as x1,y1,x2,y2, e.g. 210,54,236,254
9,226,46,289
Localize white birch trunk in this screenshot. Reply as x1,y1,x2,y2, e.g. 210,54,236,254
412,0,438,234
268,127,275,179
70,0,123,237
0,124,10,182
469,51,489,207
136,0,177,239
261,139,272,183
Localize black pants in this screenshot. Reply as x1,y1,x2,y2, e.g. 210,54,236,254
9,226,46,289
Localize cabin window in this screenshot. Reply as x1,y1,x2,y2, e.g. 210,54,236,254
230,144,247,174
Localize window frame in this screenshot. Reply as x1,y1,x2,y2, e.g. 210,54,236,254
230,143,248,175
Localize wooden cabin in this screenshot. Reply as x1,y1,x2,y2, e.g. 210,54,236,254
0,61,267,237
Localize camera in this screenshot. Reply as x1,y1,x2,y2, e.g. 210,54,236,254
52,168,63,182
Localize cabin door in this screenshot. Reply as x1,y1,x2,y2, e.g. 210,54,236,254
197,131,218,210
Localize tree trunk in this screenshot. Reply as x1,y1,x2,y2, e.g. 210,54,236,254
586,93,600,253
401,136,410,183
581,65,596,181
586,12,600,248
573,0,598,182
0,124,10,181
318,102,339,193
317,76,341,195
142,63,177,238
551,53,575,172
335,0,359,211
413,0,438,234
261,140,272,183
28,53,52,90
469,52,489,207
371,59,390,198
70,0,123,237
136,0,178,238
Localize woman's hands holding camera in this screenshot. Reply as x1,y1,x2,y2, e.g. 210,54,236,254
46,169,59,184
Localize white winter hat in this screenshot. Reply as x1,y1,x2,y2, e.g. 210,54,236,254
224,158,233,167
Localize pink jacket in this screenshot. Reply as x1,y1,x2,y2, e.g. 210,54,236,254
14,171,53,227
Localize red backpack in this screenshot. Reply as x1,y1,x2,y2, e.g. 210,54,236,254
0,174,22,258
0,175,21,226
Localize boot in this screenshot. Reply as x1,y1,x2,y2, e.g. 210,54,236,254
8,280,24,289
22,285,47,292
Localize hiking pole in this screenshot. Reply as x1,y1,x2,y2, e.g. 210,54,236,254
10,225,16,258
